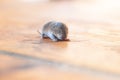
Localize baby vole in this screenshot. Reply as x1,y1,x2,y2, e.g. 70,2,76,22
38,21,68,41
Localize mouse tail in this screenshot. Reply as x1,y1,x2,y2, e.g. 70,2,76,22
37,29,42,35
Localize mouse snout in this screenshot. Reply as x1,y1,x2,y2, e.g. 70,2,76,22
57,35,66,40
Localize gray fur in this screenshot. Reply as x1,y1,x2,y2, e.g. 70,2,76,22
40,21,68,41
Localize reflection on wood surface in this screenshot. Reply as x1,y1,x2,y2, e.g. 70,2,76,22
0,0,120,80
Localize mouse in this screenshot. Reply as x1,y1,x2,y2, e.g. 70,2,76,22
38,21,69,42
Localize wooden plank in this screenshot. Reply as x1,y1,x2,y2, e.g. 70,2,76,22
0,51,119,80
0,0,120,80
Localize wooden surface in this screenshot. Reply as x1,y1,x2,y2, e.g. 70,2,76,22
0,0,120,80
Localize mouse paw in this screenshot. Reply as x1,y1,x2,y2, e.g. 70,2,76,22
52,38,58,42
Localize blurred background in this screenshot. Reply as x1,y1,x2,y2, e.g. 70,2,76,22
0,0,120,25
0,0,120,80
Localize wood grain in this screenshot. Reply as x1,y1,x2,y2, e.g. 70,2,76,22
0,0,120,80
